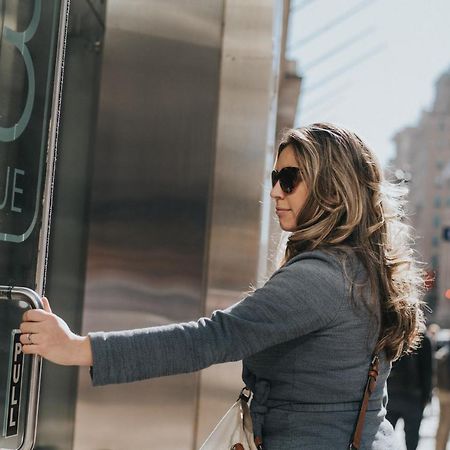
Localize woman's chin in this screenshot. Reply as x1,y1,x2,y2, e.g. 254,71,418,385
278,221,295,232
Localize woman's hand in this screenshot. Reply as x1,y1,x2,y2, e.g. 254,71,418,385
20,297,93,366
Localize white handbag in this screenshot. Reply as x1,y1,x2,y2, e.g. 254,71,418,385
199,388,261,450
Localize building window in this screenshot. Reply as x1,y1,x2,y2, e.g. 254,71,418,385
437,160,444,170
432,236,439,247
431,255,438,269
435,196,442,208
434,215,441,228
447,198,450,208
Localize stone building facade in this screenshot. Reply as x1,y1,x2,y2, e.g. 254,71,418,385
388,69,450,324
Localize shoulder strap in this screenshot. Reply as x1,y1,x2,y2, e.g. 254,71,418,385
238,387,264,450
349,354,380,450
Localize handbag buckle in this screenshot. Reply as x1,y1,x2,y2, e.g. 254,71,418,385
238,386,251,402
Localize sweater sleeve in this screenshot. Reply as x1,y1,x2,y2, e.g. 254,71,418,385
88,251,346,386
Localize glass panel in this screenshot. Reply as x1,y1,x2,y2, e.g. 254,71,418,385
0,0,62,287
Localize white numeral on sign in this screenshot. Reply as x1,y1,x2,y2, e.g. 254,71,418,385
0,1,41,142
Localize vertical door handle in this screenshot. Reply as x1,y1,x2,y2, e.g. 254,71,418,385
0,286,43,450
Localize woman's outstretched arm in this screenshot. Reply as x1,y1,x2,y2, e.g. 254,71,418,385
20,251,346,385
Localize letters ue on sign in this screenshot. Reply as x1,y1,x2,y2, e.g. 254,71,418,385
3,330,24,438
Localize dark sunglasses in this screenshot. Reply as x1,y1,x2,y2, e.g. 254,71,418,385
271,167,302,194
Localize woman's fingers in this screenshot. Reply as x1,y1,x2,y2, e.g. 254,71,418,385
22,344,39,355
21,297,53,324
20,333,34,346
20,307,45,348
19,321,42,334
22,344,33,353
23,308,51,323
21,297,54,326
19,331,43,344
42,297,52,313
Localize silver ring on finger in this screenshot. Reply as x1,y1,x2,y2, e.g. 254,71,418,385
27,333,33,344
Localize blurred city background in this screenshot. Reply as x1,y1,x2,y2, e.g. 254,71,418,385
290,2,450,448
1,1,450,449
289,0,450,329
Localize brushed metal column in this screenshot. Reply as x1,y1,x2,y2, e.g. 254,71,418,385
195,0,285,445
73,2,223,449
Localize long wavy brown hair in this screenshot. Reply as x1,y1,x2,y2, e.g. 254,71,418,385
277,122,426,361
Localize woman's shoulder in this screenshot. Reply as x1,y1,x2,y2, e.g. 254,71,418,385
278,246,369,295
270,248,352,295
283,246,361,273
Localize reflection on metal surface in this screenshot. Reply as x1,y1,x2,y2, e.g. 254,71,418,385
196,0,285,446
0,0,4,52
73,1,223,449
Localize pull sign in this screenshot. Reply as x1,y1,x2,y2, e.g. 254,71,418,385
5,329,24,437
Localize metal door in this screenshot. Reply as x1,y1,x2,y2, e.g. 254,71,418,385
0,1,70,448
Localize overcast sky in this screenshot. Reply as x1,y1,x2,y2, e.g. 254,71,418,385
288,0,450,168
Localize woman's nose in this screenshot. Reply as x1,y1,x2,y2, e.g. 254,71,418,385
270,181,284,199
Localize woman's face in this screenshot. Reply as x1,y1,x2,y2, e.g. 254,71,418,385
270,145,309,232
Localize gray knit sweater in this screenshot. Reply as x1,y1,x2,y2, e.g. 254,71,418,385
89,249,398,449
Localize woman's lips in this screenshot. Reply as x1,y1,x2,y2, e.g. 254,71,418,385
276,208,290,216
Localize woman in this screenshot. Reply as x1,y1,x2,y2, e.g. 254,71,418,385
20,123,425,449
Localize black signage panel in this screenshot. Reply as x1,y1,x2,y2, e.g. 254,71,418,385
0,296,33,449
5,330,24,438
0,1,62,287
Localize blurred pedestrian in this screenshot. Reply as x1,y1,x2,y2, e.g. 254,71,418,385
428,323,441,348
435,342,450,450
386,334,433,450
427,323,441,392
